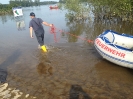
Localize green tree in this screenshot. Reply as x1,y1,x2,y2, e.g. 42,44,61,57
64,0,90,21
63,0,133,22
86,0,133,21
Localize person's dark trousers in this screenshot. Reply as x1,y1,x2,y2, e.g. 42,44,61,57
35,27,45,46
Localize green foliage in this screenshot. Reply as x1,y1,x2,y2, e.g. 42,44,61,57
63,0,133,21
64,0,90,21
0,4,15,15
87,0,133,21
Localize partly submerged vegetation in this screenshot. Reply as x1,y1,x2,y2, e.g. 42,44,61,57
60,0,133,22
0,4,13,15
87,0,133,22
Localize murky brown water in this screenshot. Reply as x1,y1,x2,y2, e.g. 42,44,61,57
0,5,133,99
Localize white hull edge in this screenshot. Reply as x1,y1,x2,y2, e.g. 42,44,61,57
94,38,133,69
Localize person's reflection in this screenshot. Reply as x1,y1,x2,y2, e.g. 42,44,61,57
69,85,91,99
37,62,53,75
16,20,25,31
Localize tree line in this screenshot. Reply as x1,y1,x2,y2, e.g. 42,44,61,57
0,0,58,15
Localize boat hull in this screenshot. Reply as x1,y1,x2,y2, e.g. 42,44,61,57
94,34,133,69
49,6,58,9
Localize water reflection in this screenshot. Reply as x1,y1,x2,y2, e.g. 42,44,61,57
69,85,91,99
16,20,25,31
36,52,53,75
0,15,7,24
66,21,88,43
37,62,53,75
0,14,14,24
0,50,21,84
14,16,26,31
94,60,133,82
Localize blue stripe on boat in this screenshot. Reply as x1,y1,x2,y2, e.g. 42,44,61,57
101,30,133,38
99,37,132,52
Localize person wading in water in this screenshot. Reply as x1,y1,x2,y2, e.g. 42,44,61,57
29,12,52,52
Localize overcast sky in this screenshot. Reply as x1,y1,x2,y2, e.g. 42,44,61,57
0,0,59,4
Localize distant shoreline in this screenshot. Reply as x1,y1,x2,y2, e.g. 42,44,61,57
0,1,58,15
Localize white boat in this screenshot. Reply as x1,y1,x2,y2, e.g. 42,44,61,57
94,30,133,69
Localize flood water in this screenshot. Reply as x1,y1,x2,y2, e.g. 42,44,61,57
0,5,133,99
